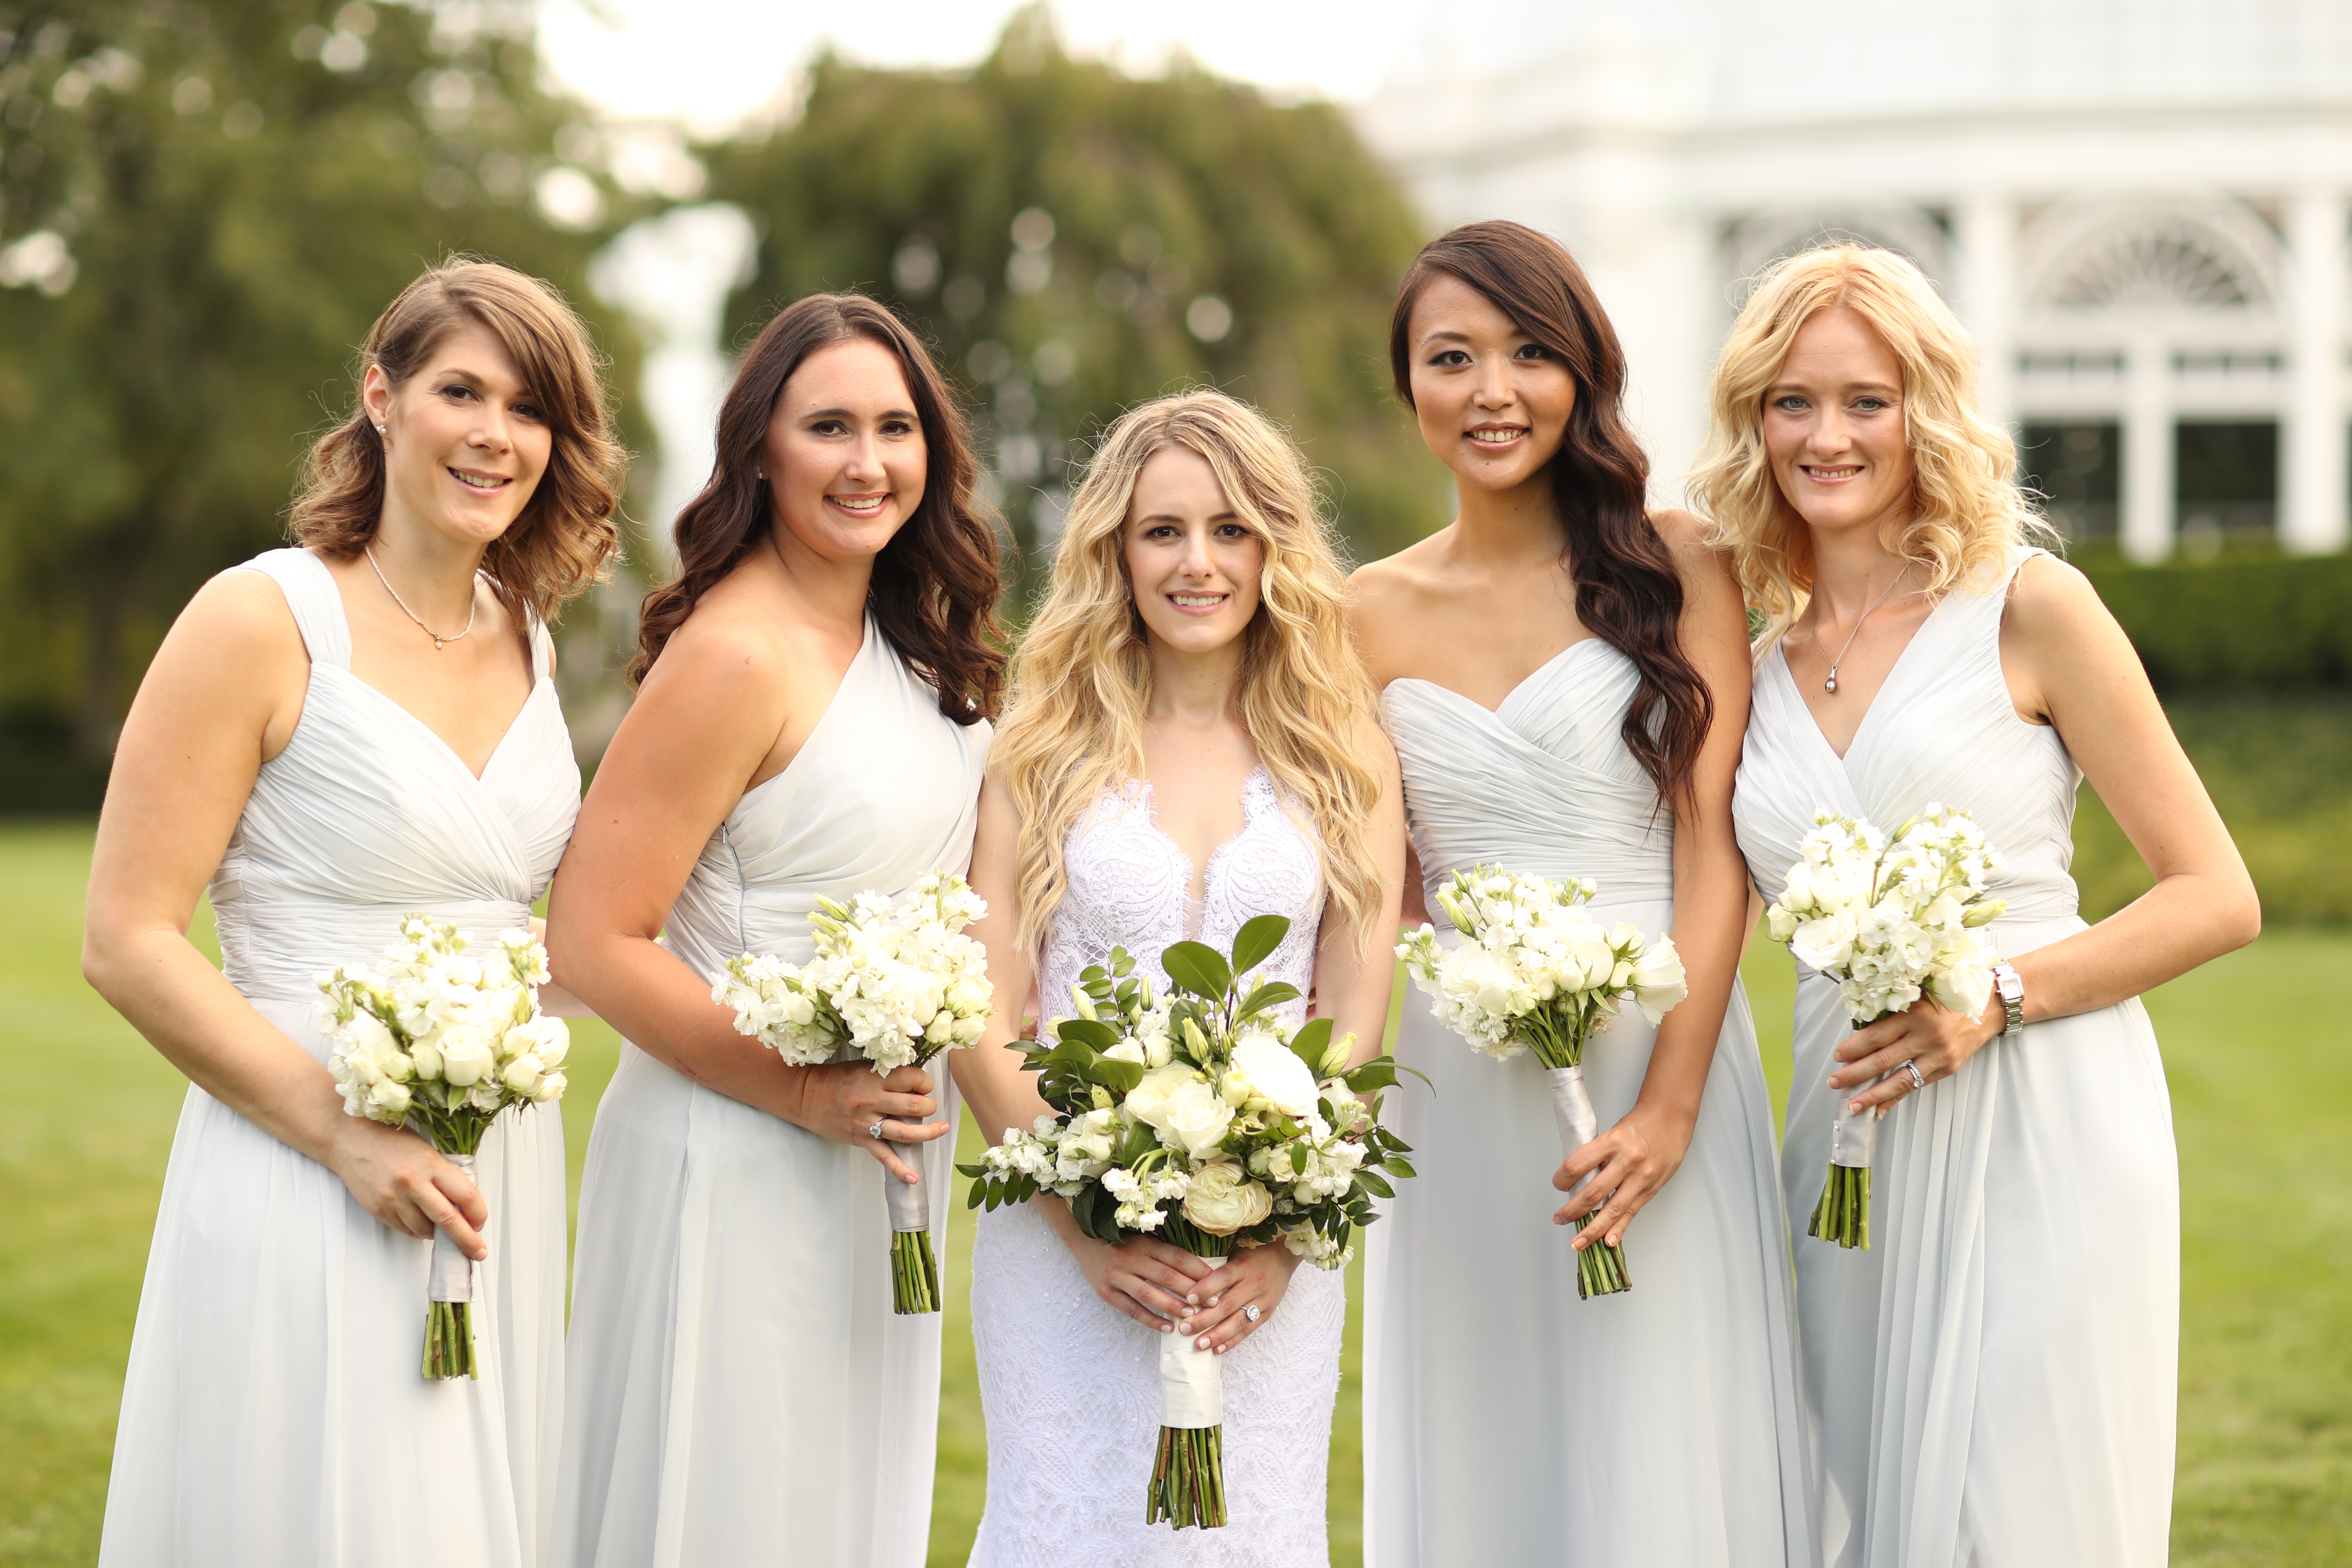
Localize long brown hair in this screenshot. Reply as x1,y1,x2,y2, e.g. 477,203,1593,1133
631,294,1005,721
1389,220,1712,806
291,257,626,642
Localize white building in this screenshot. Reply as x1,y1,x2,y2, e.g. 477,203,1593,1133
1355,0,2352,559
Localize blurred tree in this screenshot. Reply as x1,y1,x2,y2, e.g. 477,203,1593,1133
703,6,1439,587
0,0,637,784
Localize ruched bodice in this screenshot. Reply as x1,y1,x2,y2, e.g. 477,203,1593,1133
661,616,989,984
1366,633,1811,1567
102,547,581,1568
1381,639,1674,911
209,548,576,1011
1735,545,2085,942
1038,765,1322,1029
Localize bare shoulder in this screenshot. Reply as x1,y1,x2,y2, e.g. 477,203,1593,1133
1648,505,1716,555
2002,550,2119,648
1347,531,1454,641
1352,712,1400,775
178,564,308,656
637,588,796,709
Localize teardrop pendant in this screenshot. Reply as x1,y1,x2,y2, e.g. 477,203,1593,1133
1824,671,1839,695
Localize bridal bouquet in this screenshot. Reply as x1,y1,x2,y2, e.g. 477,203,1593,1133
1397,866,1687,1300
1765,804,2005,1249
714,871,992,1313
317,916,570,1379
960,916,1417,1531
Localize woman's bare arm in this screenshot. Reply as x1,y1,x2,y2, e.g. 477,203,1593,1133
545,616,944,1180
83,570,490,1254
1311,721,1408,1068
948,771,1053,1149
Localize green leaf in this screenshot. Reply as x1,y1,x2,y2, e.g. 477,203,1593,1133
1290,1142,1308,1174
1357,1170,1395,1198
1055,1018,1121,1052
1288,1017,1335,1073
1229,914,1291,977
1238,981,1302,1017
1120,1122,1161,1165
1383,1157,1418,1178
1089,1057,1145,1094
967,1181,987,1209
1160,940,1232,999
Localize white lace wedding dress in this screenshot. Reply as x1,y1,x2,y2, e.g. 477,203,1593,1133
967,765,1343,1567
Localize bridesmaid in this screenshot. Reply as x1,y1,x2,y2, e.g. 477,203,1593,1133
1700,243,2257,1567
84,259,625,1567
547,293,1002,1567
1351,220,1810,1564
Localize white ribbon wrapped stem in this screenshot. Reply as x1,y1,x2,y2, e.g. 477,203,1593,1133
1826,1091,1882,1169
1544,1066,1601,1204
882,1116,933,1233
427,1152,477,1304
1158,1333,1224,1428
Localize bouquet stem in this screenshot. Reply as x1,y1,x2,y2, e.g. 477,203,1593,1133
1809,1091,1881,1250
1544,1065,1630,1298
888,1228,940,1314
422,1151,479,1379
1808,1162,1872,1250
882,1124,939,1315
1148,1423,1227,1529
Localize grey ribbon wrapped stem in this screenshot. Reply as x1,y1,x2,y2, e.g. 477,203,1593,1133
882,1117,934,1232
1827,1093,1881,1168
1158,1334,1223,1428
1544,1066,1600,1202
427,1151,478,1304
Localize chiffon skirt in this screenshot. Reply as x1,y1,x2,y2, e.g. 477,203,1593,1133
1363,912,1813,1567
99,993,567,1568
552,1040,959,1568
1784,916,2179,1568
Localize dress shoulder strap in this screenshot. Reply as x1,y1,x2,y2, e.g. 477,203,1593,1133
237,548,352,669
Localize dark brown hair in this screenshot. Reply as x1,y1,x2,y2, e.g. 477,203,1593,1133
291,257,626,645
630,294,1005,722
1389,220,1713,806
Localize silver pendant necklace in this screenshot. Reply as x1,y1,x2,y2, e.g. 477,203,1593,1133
365,545,478,650
1821,563,1913,696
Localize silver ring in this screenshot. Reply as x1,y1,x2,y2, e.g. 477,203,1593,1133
1900,1060,1925,1092
1243,1303,1262,1323
867,1121,885,1139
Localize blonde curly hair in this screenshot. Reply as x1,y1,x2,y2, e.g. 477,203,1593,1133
993,389,1384,957
1690,244,2048,640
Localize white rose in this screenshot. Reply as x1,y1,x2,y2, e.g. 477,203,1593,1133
1102,1038,1147,1066
436,1024,495,1087
1231,1035,1318,1119
1790,909,1860,973
530,1071,567,1103
502,1016,569,1071
1157,1077,1235,1159
1628,936,1689,1024
1122,1063,1198,1131
1180,1160,1273,1236
501,1054,545,1095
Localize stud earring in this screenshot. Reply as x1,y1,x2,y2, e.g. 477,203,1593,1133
374,424,386,435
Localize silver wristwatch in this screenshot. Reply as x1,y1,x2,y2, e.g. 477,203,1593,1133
1991,962,2025,1036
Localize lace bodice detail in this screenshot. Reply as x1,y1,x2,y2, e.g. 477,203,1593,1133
1038,765,1324,1024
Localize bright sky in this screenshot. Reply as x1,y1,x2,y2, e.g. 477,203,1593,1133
537,0,1429,135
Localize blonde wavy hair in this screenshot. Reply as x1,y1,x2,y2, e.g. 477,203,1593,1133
1690,244,2048,640
994,390,1385,958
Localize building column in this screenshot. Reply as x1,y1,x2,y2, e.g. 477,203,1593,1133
1958,194,2018,434
2282,188,2349,554
2122,329,2174,563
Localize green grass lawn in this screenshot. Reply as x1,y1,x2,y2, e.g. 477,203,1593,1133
1,821,2344,1565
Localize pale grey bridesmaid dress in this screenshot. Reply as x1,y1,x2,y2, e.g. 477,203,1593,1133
1734,545,2179,1568
100,548,576,1568
1364,639,1813,1567
552,615,989,1568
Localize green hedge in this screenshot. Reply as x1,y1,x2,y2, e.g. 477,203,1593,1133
2082,553,2352,689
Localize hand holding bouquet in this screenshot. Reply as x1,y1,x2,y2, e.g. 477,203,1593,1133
714,871,992,1313
1765,803,2005,1249
317,917,570,1379
1397,866,1686,1299
961,915,1418,1530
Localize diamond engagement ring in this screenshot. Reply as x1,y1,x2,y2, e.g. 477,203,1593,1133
1243,1304,1262,1323
1900,1060,1926,1092
867,1121,885,1139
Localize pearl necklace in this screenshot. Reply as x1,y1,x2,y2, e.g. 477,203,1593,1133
1820,563,1913,696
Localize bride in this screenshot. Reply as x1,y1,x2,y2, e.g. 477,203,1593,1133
952,389,1405,1565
